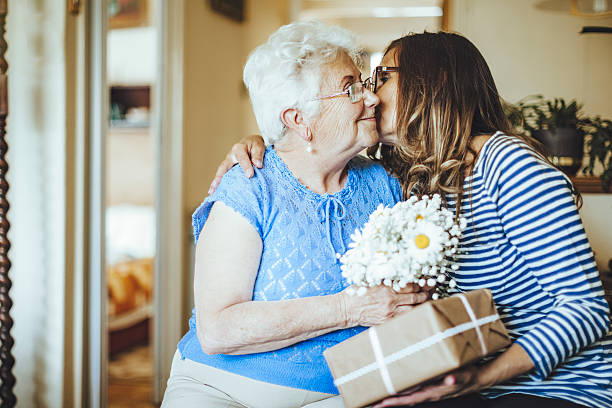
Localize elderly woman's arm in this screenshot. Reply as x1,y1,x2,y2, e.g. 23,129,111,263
196,202,428,355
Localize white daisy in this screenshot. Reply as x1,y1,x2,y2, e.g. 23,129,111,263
406,221,446,264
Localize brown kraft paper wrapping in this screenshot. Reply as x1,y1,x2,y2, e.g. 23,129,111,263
323,288,511,408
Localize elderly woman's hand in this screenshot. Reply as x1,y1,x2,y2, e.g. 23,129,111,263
340,284,429,327
209,135,266,194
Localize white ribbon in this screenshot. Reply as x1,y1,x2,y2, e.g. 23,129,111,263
369,327,396,395
457,293,487,355
333,298,499,388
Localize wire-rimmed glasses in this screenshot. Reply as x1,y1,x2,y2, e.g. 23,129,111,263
314,66,399,103
315,80,369,103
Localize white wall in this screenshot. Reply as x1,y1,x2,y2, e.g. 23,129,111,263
449,0,612,272
106,129,155,206
181,0,288,209
242,0,289,136
6,0,66,406
107,27,156,207
449,0,612,117
580,194,612,273
108,27,156,85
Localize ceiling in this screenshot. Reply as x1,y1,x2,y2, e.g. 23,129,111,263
296,0,444,53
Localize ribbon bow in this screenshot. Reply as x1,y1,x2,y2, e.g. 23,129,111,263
316,196,347,259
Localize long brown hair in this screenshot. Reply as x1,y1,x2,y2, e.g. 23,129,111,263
368,32,578,211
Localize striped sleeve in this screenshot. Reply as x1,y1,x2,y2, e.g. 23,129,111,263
483,138,610,380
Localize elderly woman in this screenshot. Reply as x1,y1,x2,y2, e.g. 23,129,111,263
161,21,429,408
216,32,611,408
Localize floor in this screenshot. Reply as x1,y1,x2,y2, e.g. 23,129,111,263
108,343,157,408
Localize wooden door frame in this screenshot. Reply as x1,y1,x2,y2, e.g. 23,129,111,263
153,0,185,402
84,1,108,407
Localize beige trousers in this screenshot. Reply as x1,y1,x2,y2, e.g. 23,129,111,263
161,350,345,408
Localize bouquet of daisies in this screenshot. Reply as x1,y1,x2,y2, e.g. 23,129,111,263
340,194,466,299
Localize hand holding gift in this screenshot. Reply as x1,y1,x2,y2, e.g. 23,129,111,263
372,364,482,407
324,289,511,408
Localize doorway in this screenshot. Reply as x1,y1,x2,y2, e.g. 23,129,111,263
105,0,158,407
85,1,185,406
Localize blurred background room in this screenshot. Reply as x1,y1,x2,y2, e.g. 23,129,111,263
105,1,156,407
3,0,611,407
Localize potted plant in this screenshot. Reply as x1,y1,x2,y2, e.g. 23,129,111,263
582,116,612,192
513,95,586,176
505,96,612,190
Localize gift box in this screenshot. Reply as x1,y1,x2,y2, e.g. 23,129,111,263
323,288,511,408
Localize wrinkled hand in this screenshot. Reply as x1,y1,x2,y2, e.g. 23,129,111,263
372,365,482,407
341,284,430,327
209,135,266,194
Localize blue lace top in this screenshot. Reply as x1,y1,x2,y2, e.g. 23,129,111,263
178,147,402,394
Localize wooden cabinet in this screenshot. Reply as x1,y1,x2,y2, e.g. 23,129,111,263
571,176,611,194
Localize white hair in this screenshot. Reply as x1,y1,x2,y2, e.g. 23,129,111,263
243,20,363,145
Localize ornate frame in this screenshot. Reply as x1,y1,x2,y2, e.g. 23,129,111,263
0,0,16,406
109,0,149,29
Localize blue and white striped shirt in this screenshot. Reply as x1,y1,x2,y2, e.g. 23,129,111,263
446,133,612,408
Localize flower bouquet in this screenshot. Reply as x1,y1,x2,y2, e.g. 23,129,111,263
340,194,466,299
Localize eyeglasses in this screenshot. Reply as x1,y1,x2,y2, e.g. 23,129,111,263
368,66,399,93
313,66,399,103
315,80,369,104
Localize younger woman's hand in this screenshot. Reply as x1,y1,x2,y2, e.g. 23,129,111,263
209,135,266,194
371,343,535,407
372,365,482,407
340,284,429,327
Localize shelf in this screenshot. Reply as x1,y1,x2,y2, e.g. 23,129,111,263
110,85,150,108
110,85,150,125
570,176,611,194
110,120,150,129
